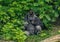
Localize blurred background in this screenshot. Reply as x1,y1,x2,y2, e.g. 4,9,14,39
0,0,60,42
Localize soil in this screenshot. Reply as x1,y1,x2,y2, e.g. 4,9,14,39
41,34,60,42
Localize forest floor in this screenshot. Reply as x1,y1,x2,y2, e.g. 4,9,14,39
41,34,60,42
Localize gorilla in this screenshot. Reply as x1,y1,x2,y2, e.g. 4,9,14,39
24,9,45,36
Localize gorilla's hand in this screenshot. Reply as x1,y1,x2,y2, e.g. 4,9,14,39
25,31,30,36
36,25,42,30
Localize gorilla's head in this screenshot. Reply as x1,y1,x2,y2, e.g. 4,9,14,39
28,9,35,16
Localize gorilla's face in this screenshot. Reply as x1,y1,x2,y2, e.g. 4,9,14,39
29,10,34,16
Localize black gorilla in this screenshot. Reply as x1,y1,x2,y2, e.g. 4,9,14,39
24,9,45,35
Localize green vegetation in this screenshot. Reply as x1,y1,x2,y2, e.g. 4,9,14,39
0,0,60,42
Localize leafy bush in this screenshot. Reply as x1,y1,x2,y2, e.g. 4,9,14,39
0,0,60,42
1,22,27,42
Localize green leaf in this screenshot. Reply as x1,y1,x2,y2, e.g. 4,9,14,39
58,7,60,10
33,3,39,6
45,15,51,21
45,0,52,2
55,13,59,17
51,18,56,22
0,0,2,1
39,14,44,19
40,33,47,37
58,30,60,33
21,1,27,4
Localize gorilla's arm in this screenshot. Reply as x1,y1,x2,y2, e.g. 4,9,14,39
35,17,46,29
24,14,28,30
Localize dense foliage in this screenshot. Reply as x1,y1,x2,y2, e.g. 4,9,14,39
0,0,60,42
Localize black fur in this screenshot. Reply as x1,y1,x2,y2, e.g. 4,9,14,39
24,9,46,35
